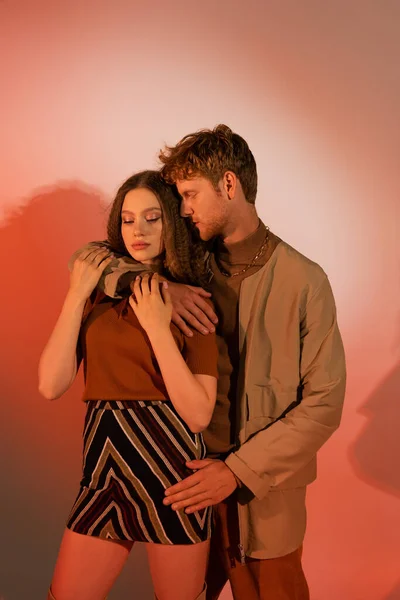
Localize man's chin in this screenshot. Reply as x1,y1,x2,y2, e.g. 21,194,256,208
199,232,213,242
196,225,213,242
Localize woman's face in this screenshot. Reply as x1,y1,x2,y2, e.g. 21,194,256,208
121,188,163,264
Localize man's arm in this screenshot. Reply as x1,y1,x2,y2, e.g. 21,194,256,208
225,275,346,500
69,242,218,333
163,275,346,513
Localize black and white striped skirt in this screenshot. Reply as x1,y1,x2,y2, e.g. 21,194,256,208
66,400,212,544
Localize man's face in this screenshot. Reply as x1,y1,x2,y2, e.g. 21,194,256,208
176,177,229,241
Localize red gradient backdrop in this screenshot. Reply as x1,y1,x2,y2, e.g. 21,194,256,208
1,1,399,599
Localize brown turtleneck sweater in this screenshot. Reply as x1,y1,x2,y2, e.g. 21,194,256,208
203,221,281,456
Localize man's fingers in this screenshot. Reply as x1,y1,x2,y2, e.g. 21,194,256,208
164,484,205,506
165,473,202,497
185,501,212,514
175,307,211,335
185,285,212,298
186,459,214,470
181,303,216,332
171,310,194,337
168,493,210,512
190,295,218,324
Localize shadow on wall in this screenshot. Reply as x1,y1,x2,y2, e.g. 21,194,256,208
384,580,400,600
0,184,152,600
348,362,400,499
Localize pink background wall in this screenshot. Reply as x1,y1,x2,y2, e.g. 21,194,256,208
1,1,399,599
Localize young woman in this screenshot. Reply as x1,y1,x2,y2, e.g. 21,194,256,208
39,171,218,600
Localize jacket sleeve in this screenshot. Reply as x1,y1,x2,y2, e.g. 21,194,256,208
68,241,149,299
225,276,346,500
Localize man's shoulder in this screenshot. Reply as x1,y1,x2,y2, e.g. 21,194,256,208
272,237,327,288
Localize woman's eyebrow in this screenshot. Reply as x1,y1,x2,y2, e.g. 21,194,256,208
121,207,161,215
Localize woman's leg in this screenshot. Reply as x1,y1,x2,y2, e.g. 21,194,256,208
146,540,209,600
49,528,133,600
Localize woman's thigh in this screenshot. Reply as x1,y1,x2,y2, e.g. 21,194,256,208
145,540,210,600
50,527,133,600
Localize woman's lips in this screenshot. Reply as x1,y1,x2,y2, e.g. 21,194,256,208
131,243,150,250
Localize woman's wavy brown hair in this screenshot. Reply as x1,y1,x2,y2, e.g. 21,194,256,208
159,124,258,204
107,170,209,287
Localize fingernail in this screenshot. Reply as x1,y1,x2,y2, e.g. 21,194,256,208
163,281,168,288
202,329,209,335
209,326,215,333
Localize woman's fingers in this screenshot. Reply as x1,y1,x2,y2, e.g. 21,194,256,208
133,276,143,300
161,281,172,307
80,247,107,263
94,250,112,268
140,273,151,296
76,248,98,262
97,256,113,272
150,273,161,296
134,273,169,304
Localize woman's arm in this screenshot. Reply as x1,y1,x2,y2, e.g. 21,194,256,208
130,273,217,433
38,248,112,400
147,331,217,433
38,291,86,399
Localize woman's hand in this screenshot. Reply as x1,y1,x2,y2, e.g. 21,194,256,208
69,248,113,301
129,273,172,334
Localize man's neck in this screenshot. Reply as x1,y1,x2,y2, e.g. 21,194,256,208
222,207,260,245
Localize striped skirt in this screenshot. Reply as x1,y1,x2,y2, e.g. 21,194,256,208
66,400,212,544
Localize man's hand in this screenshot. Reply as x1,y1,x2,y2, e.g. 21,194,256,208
167,282,218,337
163,459,238,513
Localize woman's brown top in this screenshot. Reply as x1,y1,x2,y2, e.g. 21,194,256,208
79,291,218,402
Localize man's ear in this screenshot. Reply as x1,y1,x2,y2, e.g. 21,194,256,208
222,171,237,199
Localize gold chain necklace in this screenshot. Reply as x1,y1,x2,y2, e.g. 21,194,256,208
218,225,270,278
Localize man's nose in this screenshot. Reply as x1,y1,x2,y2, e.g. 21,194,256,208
180,198,192,217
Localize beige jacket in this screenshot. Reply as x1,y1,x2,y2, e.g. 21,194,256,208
224,240,346,559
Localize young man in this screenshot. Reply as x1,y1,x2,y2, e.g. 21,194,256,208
156,125,346,600
71,125,346,599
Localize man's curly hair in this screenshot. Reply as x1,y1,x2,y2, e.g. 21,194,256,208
159,124,257,204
